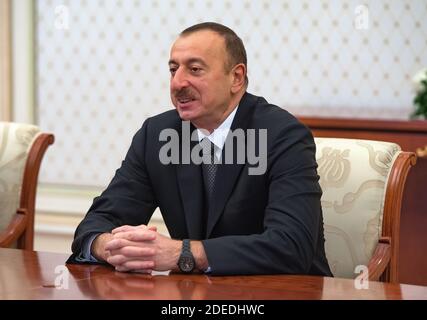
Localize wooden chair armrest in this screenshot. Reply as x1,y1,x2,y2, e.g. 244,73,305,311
367,237,392,281
0,209,28,247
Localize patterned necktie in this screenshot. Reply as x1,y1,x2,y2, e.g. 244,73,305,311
200,138,218,234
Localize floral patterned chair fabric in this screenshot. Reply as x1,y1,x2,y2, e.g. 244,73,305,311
0,123,39,234
315,137,415,282
0,122,54,249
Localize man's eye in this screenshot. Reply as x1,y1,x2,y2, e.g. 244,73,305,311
169,67,177,75
190,67,201,73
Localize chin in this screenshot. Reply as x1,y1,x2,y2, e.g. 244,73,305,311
176,105,200,119
177,110,197,122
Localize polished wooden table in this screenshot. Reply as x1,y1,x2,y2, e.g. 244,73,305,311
1,248,426,300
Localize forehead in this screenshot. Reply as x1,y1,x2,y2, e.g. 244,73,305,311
170,30,227,63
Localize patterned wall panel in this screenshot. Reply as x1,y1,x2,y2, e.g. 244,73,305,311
35,0,427,187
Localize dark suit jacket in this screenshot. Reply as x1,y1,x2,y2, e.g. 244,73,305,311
68,92,332,276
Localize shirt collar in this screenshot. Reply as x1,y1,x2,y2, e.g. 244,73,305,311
196,105,238,155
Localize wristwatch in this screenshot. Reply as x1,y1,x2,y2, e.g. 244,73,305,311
177,239,195,273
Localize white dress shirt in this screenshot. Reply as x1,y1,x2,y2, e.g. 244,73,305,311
196,105,238,161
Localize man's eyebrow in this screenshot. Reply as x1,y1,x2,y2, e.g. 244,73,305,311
168,58,207,67
187,58,207,67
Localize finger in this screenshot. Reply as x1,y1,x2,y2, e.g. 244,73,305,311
115,266,153,275
105,238,134,251
111,225,132,234
107,254,128,266
108,254,150,266
112,224,152,234
107,248,156,265
110,246,156,258
115,265,130,272
148,226,157,232
114,261,154,271
112,225,142,234
113,230,156,242
121,260,155,270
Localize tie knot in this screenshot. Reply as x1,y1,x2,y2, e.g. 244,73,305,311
200,138,214,152
200,138,218,164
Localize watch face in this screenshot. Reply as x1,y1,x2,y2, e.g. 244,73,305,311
179,256,195,272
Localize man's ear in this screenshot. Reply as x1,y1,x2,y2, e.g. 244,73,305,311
230,63,246,94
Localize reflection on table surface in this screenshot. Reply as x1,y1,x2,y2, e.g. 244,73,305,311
1,248,426,300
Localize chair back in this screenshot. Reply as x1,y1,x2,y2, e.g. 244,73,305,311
315,138,404,279
0,122,54,249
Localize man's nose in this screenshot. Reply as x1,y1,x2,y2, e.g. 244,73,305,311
171,68,189,91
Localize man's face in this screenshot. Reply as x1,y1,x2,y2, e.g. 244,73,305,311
169,31,235,128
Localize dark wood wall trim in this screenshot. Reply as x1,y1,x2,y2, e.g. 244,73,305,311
299,117,427,134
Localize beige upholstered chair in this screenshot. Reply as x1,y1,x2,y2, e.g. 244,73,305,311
0,122,54,250
315,138,416,283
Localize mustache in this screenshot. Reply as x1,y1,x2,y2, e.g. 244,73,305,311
174,89,197,99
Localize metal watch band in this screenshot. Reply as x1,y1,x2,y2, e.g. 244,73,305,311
182,239,191,252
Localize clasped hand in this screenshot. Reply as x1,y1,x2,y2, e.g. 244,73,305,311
103,225,180,273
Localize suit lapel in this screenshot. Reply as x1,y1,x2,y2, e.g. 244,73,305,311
206,92,257,237
176,123,205,240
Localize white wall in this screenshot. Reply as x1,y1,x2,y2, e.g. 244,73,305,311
35,0,427,188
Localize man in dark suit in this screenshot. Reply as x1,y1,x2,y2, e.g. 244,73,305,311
68,22,332,277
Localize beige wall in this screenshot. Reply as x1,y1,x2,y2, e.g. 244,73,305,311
0,0,12,121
